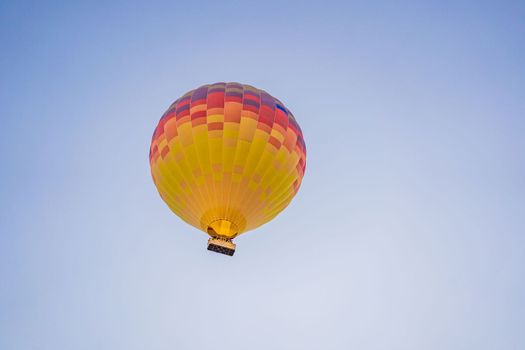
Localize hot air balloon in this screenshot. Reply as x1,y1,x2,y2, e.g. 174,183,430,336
149,82,306,255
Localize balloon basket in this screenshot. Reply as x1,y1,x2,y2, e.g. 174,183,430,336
207,237,236,256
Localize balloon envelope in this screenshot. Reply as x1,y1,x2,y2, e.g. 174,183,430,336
149,82,306,245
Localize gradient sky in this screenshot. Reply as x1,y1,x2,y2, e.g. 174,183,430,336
1,1,524,349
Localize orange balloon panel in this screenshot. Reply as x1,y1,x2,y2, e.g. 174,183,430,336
149,82,306,240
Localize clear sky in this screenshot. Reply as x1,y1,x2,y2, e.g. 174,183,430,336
1,1,524,349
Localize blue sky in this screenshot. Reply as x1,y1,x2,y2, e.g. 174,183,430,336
1,1,524,349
